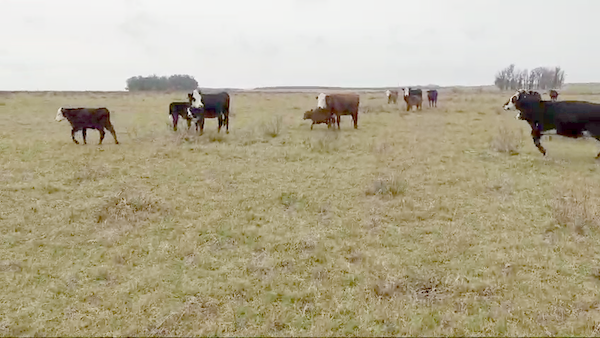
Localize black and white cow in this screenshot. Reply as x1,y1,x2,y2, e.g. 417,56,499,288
186,89,231,134
169,101,192,131
55,107,119,145
503,89,600,158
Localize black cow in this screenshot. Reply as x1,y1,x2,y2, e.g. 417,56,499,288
503,89,600,158
427,89,438,108
549,89,559,102
55,107,119,145
401,87,423,111
169,101,192,131
187,89,230,134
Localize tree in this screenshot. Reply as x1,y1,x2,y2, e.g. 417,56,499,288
125,74,198,91
493,65,565,91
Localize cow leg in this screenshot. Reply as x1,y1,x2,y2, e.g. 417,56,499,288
105,123,119,144
336,115,341,129
71,129,79,144
98,128,105,145
172,113,179,131
225,114,229,134
353,113,358,129
200,117,205,135
82,129,87,144
531,129,546,156
186,116,191,130
311,121,314,130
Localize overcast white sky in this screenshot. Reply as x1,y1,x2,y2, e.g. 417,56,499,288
0,0,597,90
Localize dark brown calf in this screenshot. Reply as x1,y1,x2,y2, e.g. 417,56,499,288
55,107,119,145
549,90,559,102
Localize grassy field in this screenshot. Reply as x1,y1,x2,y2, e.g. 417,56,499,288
2,87,600,336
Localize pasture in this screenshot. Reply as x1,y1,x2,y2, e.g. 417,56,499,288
2,87,600,336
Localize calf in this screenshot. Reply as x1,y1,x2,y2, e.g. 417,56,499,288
187,89,231,134
427,89,438,107
169,101,192,131
386,90,399,104
549,89,559,102
303,108,335,129
503,89,600,158
316,92,360,129
402,87,423,111
55,107,119,145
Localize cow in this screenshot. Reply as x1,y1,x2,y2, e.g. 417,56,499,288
303,108,336,129
315,92,360,129
427,89,438,108
169,101,192,131
549,89,559,102
503,89,600,158
401,87,423,111
386,89,399,104
55,107,119,145
186,89,231,134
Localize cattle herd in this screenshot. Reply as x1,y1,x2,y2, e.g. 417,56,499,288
54,87,600,159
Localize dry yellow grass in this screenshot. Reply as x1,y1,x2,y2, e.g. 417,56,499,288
2,87,600,336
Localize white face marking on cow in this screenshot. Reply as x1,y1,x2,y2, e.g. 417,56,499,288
191,89,204,109
187,107,193,119
317,93,327,109
55,107,65,121
503,91,520,110
403,88,409,97
385,90,391,98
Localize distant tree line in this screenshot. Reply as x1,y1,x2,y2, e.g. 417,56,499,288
125,74,198,91
494,64,565,91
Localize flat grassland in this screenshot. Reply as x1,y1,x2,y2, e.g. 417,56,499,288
2,87,600,336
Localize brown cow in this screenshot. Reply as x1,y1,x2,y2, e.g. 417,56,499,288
386,89,399,104
316,93,360,129
549,89,559,101
402,87,423,111
303,109,335,129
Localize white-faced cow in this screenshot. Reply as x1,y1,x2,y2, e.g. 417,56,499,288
55,107,119,145
315,92,360,129
503,89,600,158
549,89,559,102
169,101,192,131
427,89,438,108
186,89,231,134
386,89,399,104
402,87,423,111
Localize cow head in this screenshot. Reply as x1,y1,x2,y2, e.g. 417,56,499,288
503,89,542,119
303,110,314,120
55,107,65,122
187,107,202,121
316,93,327,109
403,87,410,97
385,90,391,97
188,89,204,109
